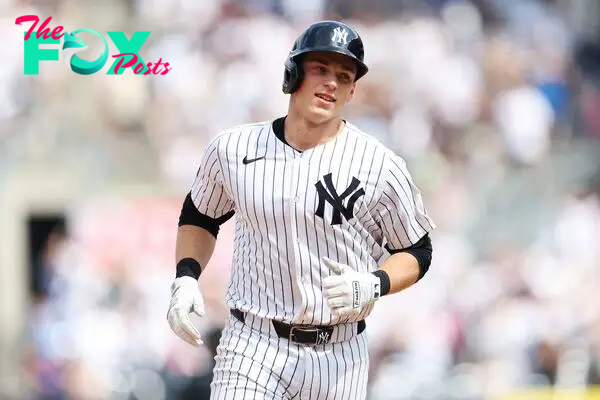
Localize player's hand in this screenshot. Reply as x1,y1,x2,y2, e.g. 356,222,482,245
167,276,205,347
321,257,381,317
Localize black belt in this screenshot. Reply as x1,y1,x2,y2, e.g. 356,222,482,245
230,309,365,345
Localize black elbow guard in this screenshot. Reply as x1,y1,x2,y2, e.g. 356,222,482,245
178,192,234,238
386,234,433,281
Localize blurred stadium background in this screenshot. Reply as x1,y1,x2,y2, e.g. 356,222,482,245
1,0,600,399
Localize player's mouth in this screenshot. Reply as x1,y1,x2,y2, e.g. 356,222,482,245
315,93,336,103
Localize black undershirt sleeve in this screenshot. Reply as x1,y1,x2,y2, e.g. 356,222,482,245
385,233,433,281
178,192,235,238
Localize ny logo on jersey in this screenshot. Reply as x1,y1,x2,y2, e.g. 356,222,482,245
331,27,348,45
315,173,365,225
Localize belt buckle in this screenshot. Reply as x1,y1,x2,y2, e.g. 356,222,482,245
289,326,331,345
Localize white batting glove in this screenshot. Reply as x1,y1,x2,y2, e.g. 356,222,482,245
322,257,381,317
167,276,205,347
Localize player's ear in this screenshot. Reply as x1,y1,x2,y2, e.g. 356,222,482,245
347,83,356,102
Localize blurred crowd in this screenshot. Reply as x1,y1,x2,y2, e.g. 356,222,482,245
2,0,600,399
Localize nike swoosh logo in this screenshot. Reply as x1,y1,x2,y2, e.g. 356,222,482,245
242,156,265,165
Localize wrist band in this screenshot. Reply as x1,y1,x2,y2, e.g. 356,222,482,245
372,270,391,296
176,258,202,280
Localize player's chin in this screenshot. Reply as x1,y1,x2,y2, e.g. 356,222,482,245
306,105,339,124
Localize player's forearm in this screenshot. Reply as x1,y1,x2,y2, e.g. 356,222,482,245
378,252,420,295
176,225,217,273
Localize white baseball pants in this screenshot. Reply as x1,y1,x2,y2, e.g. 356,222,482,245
210,312,370,399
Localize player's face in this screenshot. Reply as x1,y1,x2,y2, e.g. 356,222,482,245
293,52,357,124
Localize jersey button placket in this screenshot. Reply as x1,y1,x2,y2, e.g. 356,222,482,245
289,153,308,319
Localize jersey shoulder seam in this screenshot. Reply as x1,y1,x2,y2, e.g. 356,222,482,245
345,123,393,151
210,120,273,145
225,119,273,134
345,122,400,208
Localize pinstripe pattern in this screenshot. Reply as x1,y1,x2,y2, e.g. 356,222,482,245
211,314,369,400
190,118,435,399
190,118,435,325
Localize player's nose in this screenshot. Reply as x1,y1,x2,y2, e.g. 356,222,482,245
322,77,337,91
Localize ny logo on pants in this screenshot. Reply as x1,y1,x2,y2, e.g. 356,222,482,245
315,173,365,225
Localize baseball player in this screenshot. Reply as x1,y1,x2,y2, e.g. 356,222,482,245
167,20,436,399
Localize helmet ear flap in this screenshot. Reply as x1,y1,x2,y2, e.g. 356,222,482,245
282,57,302,94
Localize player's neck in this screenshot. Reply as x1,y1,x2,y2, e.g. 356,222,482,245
284,111,344,151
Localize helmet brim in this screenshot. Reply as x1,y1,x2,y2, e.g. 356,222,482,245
291,46,369,81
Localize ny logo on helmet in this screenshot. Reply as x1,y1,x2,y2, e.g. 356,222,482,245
331,27,348,45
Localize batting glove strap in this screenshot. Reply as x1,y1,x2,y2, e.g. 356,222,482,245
371,270,390,297
322,257,382,317
351,273,381,306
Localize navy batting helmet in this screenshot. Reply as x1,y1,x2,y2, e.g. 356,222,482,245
282,20,369,94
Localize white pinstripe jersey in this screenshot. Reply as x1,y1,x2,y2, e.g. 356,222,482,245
190,117,436,326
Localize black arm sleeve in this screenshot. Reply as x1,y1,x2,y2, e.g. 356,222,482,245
178,192,235,238
385,233,433,281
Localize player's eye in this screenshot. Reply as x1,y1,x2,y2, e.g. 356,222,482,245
338,73,351,84
312,65,327,74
